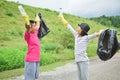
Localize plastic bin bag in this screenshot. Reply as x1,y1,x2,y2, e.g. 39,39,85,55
97,29,120,61
38,13,50,39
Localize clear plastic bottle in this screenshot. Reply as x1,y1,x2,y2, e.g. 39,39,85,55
18,5,27,16
59,8,63,15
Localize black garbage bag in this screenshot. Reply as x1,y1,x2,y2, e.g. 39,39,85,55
119,41,120,49
97,29,120,61
37,13,50,39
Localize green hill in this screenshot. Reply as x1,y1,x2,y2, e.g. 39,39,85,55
0,0,120,73
90,15,120,28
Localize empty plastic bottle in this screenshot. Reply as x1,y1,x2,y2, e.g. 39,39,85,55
18,5,27,16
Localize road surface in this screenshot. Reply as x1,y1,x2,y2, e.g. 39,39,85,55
12,53,120,80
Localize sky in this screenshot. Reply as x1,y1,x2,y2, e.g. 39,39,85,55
7,0,120,18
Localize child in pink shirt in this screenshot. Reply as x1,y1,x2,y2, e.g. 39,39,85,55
24,21,40,62
23,14,40,80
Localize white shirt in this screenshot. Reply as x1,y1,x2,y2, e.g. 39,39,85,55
67,24,98,62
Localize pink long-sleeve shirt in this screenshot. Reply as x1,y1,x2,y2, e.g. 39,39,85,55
24,28,40,62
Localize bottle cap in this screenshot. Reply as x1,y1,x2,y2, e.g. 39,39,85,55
59,8,63,15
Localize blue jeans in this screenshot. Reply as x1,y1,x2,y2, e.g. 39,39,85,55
24,61,40,80
77,61,89,80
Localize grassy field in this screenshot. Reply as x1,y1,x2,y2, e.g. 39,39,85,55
0,0,120,79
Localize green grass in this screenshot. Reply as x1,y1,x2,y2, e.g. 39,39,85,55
0,60,73,79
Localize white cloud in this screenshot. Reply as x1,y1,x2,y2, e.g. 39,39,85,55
65,0,120,17
7,0,120,17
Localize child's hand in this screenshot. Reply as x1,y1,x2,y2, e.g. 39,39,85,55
58,14,68,27
35,13,40,22
98,29,104,35
22,15,30,25
58,14,64,20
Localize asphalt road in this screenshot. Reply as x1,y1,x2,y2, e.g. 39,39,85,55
12,53,120,80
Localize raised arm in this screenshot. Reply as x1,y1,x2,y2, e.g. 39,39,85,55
22,15,31,33
58,14,77,37
58,14,68,27
22,15,30,26
87,30,104,40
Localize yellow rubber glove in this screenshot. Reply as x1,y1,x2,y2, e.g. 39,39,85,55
22,15,30,25
35,13,40,22
58,14,68,27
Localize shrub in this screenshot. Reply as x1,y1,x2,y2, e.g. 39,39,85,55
5,8,14,17
60,49,74,60
0,48,25,72
40,52,60,65
41,43,57,51
6,13,13,17
87,43,97,57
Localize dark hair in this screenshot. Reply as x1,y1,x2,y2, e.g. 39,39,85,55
29,20,36,24
81,30,87,36
25,24,30,29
